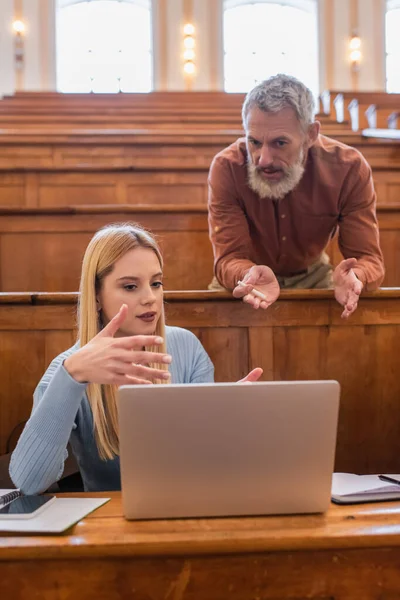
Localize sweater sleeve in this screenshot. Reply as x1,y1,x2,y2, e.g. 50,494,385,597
188,335,215,383
167,327,215,383
9,356,87,495
208,154,256,290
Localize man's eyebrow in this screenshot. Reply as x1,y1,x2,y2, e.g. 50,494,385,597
271,135,291,142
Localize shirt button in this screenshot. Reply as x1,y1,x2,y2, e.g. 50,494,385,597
214,226,220,233
281,214,286,219
282,236,287,241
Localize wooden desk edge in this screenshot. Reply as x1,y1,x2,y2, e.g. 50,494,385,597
1,288,399,305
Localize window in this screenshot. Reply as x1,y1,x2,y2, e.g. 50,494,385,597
223,0,319,95
386,1,400,92
56,0,152,93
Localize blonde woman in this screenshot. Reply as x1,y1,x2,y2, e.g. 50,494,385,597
10,223,262,494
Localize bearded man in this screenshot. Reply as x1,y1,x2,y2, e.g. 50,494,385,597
208,74,384,318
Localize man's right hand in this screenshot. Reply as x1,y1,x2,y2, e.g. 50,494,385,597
64,304,172,385
232,265,280,309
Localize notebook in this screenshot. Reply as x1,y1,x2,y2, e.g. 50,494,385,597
332,473,400,504
0,489,22,507
0,490,109,533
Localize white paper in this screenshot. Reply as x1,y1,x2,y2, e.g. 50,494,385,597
0,497,109,533
332,473,400,496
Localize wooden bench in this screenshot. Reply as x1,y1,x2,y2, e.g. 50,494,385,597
0,204,398,290
0,91,351,135
320,90,400,118
335,95,400,131
1,289,400,474
0,130,397,209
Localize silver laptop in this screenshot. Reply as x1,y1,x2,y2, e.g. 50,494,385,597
118,380,340,520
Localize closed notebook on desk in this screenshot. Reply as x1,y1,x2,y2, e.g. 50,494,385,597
332,473,400,504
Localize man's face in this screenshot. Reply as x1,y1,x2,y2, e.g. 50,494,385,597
244,106,318,200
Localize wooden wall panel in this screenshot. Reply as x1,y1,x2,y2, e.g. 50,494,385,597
44,330,76,369
0,203,398,290
0,171,210,208
1,290,400,474
248,327,274,381
160,231,213,290
0,331,49,454
0,210,214,292
0,167,399,211
273,327,328,381
0,328,77,455
196,327,248,382
326,209,400,287
374,171,400,205
0,232,86,292
40,183,117,207
126,183,206,206
378,231,400,286
0,175,25,207
324,325,377,472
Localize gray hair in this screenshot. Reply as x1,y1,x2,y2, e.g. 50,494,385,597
242,74,315,130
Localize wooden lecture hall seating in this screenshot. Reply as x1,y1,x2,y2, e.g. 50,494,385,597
0,91,398,291
0,90,400,599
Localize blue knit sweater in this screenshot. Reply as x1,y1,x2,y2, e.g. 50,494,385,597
10,326,214,494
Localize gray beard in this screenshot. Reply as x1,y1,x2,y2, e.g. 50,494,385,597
247,151,305,200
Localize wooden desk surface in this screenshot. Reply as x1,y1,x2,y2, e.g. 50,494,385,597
2,493,400,598
2,492,400,559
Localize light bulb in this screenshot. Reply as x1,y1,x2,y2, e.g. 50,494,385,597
184,36,195,49
12,20,25,34
183,49,195,61
183,23,195,35
349,36,361,50
350,49,361,62
183,61,195,74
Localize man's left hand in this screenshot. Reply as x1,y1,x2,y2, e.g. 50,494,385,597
333,258,363,319
237,368,263,383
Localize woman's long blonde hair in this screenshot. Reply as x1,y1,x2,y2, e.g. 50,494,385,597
78,223,168,460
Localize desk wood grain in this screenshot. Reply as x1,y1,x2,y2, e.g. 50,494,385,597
2,493,400,599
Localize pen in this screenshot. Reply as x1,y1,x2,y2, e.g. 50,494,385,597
378,475,400,486
237,280,267,301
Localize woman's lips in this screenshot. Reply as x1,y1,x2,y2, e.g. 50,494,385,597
137,312,156,323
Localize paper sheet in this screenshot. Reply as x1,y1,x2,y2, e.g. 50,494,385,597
332,473,400,496
0,497,109,533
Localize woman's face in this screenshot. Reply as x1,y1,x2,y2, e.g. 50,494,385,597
97,247,164,337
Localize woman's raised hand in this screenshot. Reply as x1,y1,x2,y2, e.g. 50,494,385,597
64,304,172,385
